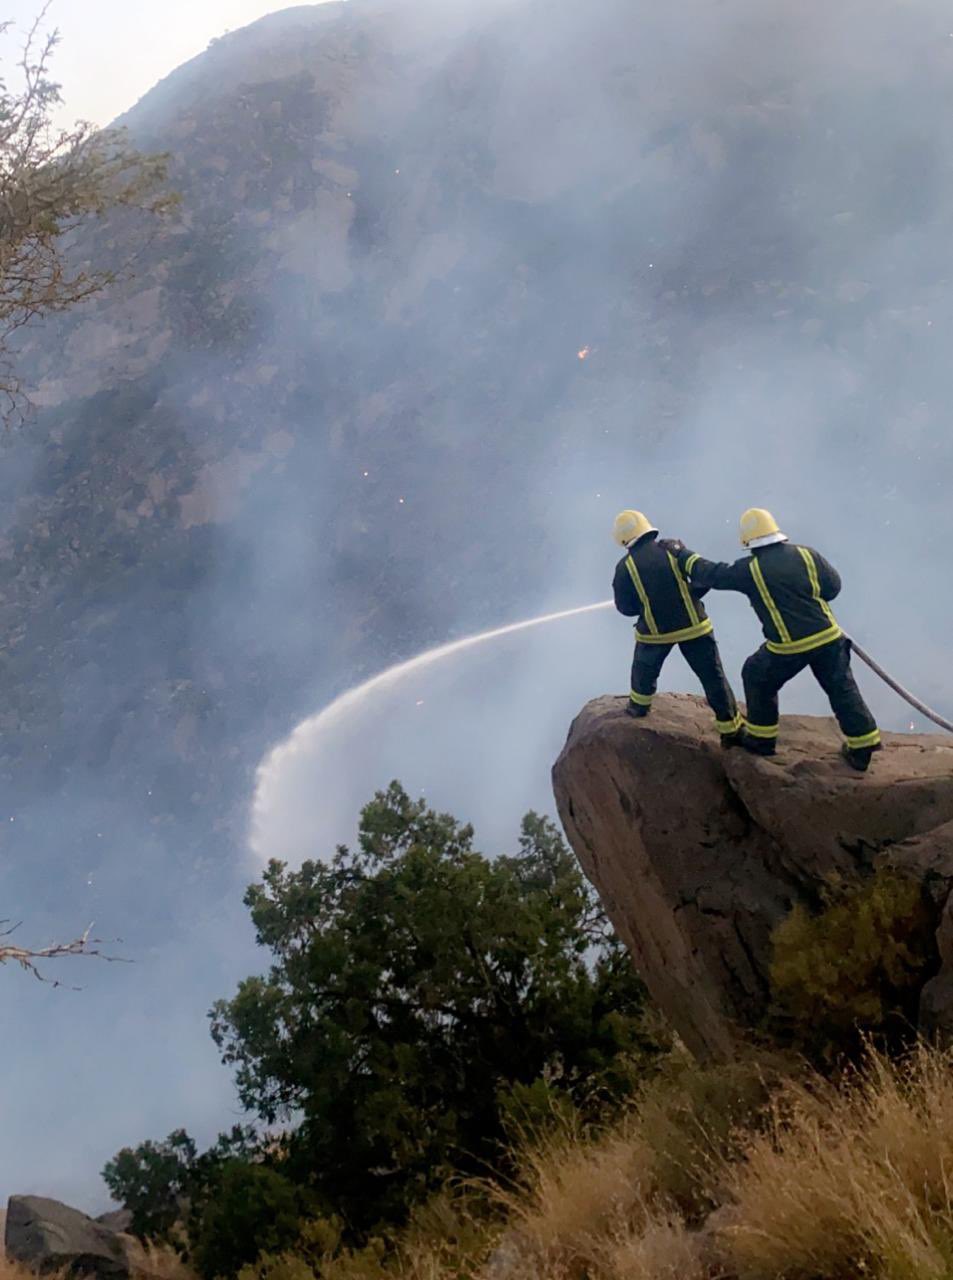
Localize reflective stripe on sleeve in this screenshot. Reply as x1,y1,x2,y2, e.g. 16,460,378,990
684,553,700,576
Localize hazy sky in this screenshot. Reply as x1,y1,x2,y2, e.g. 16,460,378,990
0,0,331,127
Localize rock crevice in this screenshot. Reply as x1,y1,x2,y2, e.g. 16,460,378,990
552,694,953,1059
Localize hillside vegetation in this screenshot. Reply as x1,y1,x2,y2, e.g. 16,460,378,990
98,782,953,1280
104,1043,953,1280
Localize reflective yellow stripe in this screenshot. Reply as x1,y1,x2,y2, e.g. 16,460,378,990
668,552,701,628
766,624,843,656
746,722,780,739
846,728,882,750
716,713,744,734
635,619,714,644
685,553,700,576
625,556,658,635
749,557,791,645
797,546,839,630
751,551,843,654
629,690,655,707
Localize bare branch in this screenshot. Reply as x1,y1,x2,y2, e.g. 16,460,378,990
0,920,128,989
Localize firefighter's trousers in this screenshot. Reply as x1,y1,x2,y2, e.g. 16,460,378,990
630,633,742,735
742,636,880,750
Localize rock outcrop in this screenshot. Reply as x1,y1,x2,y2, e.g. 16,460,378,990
5,1196,130,1279
553,694,953,1059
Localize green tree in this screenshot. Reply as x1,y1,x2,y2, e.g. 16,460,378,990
103,1125,258,1245
208,783,657,1232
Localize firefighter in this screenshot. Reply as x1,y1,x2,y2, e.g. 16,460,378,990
612,509,744,745
667,508,881,771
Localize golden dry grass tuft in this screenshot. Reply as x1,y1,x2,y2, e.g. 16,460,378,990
377,1043,953,1280
496,1116,654,1264
123,1239,199,1280
0,1260,45,1280
594,1216,707,1280
721,1041,953,1280
0,1244,196,1280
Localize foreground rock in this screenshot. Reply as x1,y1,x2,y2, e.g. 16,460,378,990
553,694,953,1059
5,1196,129,1279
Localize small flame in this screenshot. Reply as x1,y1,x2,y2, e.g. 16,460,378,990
577,345,591,361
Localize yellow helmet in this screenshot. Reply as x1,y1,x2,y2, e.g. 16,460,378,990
613,509,657,547
740,507,788,549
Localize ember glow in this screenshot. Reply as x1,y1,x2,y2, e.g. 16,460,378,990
577,345,591,360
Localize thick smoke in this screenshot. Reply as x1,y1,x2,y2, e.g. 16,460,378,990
2,0,953,1206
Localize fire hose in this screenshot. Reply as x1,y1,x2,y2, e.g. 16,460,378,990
850,639,953,735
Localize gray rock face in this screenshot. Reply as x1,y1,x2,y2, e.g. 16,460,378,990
5,1196,129,1279
552,694,953,1059
95,1210,133,1234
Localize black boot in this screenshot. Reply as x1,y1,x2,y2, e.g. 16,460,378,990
742,736,776,758
626,703,650,719
721,726,748,750
841,742,881,772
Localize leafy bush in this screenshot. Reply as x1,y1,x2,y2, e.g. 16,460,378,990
769,866,937,1058
191,1163,317,1280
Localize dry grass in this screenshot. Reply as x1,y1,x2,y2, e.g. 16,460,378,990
594,1216,707,1280
0,1243,196,1280
0,1261,48,1280
123,1239,199,1280
721,1042,953,1280
497,1117,655,1265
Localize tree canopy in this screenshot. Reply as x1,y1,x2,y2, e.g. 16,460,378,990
209,783,656,1229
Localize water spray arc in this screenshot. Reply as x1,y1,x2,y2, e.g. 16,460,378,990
250,600,615,853
249,596,953,861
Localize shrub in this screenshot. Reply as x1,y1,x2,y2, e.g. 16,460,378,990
191,1163,317,1280
769,866,937,1058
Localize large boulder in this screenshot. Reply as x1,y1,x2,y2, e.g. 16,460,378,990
5,1196,129,1279
552,694,953,1059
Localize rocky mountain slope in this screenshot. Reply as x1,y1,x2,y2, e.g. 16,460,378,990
1,0,952,930
553,694,953,1057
